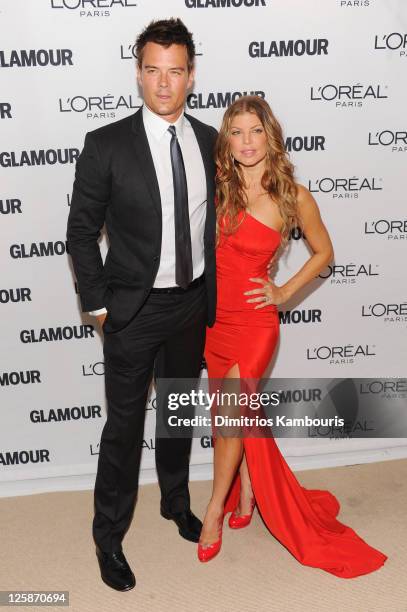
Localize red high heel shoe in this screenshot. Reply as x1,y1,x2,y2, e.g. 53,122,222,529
228,498,256,529
197,518,223,562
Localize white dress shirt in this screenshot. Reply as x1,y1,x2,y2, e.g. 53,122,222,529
89,104,207,316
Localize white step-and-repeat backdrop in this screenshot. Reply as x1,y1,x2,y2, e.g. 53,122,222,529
1,0,406,496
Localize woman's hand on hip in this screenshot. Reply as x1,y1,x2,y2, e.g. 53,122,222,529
244,278,287,309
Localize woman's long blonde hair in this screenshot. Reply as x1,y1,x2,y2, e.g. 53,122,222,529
215,95,300,246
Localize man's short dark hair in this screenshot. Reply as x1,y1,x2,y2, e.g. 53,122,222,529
135,18,195,72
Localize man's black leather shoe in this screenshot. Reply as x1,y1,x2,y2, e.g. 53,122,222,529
96,548,136,591
160,508,203,543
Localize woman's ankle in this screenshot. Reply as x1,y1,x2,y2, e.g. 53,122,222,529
206,499,224,517
240,485,254,501
237,487,254,514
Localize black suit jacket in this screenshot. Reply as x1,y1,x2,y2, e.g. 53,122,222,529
67,107,217,332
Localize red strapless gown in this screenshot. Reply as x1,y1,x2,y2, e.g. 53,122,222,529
204,210,387,578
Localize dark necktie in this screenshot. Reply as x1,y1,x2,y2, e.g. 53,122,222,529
168,124,193,289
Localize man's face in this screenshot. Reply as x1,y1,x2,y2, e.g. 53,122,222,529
137,42,194,122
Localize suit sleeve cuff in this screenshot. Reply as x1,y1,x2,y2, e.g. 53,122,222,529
88,307,107,316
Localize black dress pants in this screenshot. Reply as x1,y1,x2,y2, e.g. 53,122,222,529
92,283,207,553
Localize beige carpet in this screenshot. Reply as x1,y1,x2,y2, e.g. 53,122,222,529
1,459,406,612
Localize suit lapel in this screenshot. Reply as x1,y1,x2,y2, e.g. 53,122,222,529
130,107,216,241
185,113,216,243
186,113,215,203
131,108,162,220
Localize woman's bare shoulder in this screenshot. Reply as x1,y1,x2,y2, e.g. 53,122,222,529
295,183,313,202
294,183,322,222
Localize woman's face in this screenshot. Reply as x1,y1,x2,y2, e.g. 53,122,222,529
228,111,267,167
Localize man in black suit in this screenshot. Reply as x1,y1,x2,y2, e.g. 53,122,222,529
67,18,217,591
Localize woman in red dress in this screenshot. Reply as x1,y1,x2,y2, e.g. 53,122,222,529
198,96,387,578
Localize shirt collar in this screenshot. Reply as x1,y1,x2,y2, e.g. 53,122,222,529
142,103,186,142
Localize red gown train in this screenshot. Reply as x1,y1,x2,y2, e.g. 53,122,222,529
204,210,387,578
